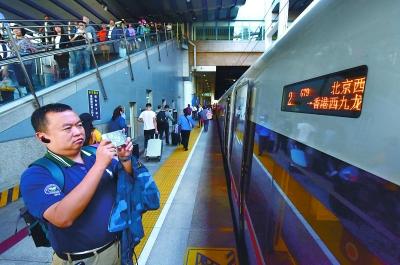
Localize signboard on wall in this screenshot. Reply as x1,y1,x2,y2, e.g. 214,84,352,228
88,90,101,120
281,65,368,118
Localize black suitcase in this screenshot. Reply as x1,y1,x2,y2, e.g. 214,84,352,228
171,132,180,145
132,143,139,159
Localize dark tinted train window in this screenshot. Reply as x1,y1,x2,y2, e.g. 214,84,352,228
230,86,248,197
245,122,399,264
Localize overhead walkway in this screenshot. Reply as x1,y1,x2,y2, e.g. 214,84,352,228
0,121,240,265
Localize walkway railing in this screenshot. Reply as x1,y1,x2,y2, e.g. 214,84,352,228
0,19,174,107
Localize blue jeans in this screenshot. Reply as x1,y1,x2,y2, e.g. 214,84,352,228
203,119,209,132
69,51,76,77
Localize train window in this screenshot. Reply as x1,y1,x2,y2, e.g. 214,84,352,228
281,65,368,118
247,122,398,264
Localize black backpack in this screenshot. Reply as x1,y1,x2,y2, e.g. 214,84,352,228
18,146,97,247
156,110,167,124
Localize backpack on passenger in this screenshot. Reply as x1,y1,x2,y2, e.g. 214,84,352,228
17,145,97,247
156,110,167,125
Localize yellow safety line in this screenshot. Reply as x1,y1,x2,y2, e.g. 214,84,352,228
0,191,7,207
135,128,201,257
12,185,20,201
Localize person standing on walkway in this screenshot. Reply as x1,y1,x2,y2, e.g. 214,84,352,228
178,109,195,151
20,103,133,265
138,103,158,150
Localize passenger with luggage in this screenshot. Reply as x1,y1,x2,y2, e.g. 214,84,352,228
138,103,158,150
20,103,134,265
178,109,195,151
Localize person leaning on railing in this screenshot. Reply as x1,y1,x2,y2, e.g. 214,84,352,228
69,21,92,76
97,24,110,61
9,26,38,97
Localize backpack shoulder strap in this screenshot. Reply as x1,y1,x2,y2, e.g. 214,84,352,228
31,157,64,190
82,145,97,156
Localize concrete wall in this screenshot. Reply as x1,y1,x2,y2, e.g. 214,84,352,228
194,40,264,66
0,40,184,190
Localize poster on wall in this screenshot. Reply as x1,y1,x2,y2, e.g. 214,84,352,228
88,90,101,120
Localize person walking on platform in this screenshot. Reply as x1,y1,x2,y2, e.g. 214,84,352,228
138,103,158,150
108,105,127,133
184,104,192,116
197,104,203,128
178,109,195,151
200,107,212,132
163,105,174,145
20,103,134,265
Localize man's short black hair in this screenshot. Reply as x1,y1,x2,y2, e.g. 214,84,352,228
146,103,152,108
31,103,72,132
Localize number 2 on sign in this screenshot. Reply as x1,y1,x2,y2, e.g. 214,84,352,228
288,92,296,106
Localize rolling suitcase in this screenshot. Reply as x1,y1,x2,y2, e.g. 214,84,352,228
171,132,180,145
146,134,163,161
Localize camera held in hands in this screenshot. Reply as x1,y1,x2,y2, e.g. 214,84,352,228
102,130,127,147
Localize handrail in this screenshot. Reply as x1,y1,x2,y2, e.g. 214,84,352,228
0,33,161,66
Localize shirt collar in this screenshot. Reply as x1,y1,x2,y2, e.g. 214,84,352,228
45,149,86,168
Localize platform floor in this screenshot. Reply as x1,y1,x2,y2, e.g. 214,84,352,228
0,122,238,265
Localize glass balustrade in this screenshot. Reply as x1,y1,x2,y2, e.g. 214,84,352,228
0,20,174,106
192,20,265,41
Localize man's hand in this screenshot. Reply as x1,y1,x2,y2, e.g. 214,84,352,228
117,137,133,158
95,140,116,169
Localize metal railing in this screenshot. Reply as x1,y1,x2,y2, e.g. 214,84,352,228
0,19,174,107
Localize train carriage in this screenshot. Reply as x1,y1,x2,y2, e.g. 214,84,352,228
217,0,400,264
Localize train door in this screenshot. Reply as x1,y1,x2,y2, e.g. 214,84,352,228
227,80,255,260
223,96,231,155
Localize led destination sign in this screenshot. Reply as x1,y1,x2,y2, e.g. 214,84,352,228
281,65,368,118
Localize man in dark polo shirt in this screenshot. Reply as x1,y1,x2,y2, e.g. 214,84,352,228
20,103,133,265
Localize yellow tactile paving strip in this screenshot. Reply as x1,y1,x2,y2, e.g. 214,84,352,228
135,128,201,257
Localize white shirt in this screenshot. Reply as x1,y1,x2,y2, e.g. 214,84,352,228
108,26,114,40
139,110,156,130
0,42,11,59
54,35,61,49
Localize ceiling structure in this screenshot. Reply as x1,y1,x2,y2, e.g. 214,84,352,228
100,0,246,22
0,0,246,25
0,0,314,25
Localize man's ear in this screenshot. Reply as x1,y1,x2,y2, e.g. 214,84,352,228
36,132,51,144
